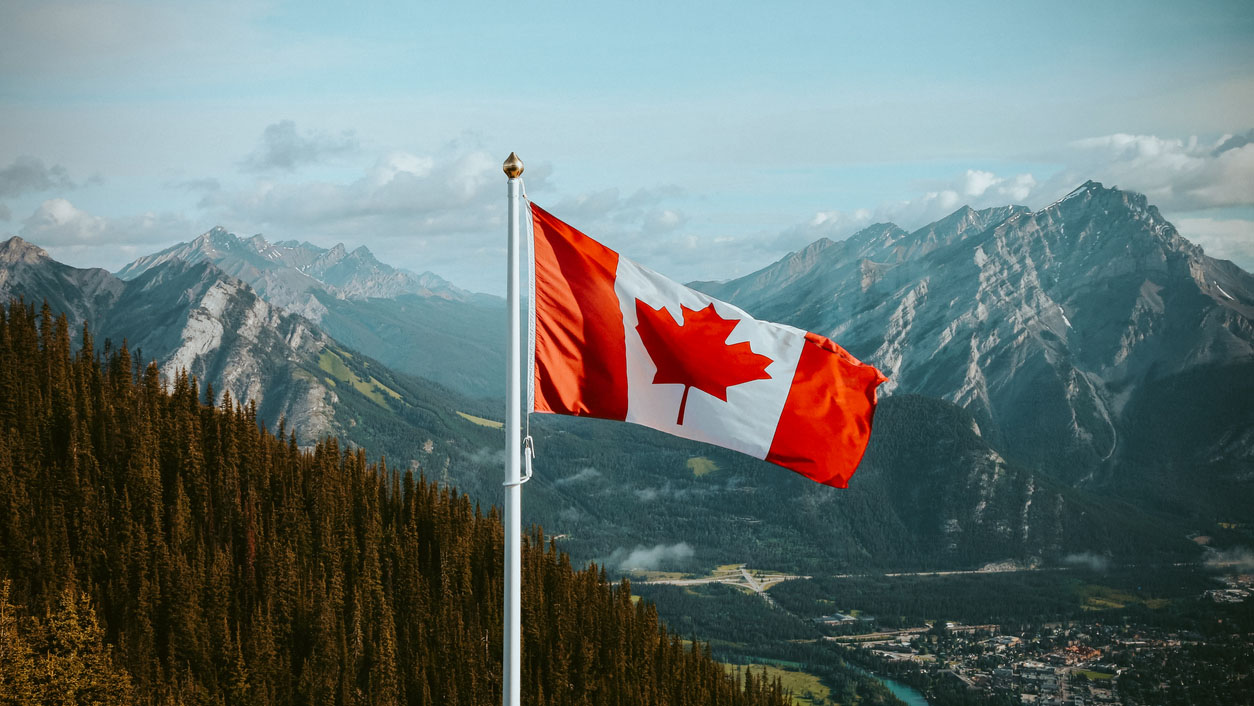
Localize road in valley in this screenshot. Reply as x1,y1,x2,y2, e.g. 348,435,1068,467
640,565,807,607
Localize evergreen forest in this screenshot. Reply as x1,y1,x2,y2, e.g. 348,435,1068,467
0,299,791,706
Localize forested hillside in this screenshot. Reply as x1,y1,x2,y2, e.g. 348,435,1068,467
0,299,790,706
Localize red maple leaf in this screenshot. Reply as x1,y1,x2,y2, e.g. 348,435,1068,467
634,299,773,425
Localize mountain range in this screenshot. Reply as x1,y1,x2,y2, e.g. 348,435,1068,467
0,236,502,495
696,181,1254,522
116,227,472,306
2,180,1250,573
116,228,505,398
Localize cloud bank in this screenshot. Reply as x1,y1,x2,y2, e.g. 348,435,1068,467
1204,547,1254,572
9,129,1251,292
15,198,194,270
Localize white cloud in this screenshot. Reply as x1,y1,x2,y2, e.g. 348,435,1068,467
632,481,724,503
606,542,695,571
1043,133,1254,211
208,149,510,234
549,185,688,239
1175,218,1254,268
196,149,695,292
634,487,662,502
367,152,436,186
465,447,507,467
879,170,1039,228
17,198,194,269
772,208,877,250
197,148,529,292
20,198,107,245
1204,547,1254,572
3,146,557,294
643,208,686,233
554,466,602,487
1062,551,1110,572
861,132,1254,237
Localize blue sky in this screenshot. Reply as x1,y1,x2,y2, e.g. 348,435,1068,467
2,0,1252,293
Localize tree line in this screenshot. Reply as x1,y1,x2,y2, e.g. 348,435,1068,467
0,299,790,706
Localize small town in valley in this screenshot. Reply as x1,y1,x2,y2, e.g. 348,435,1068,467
832,573,1254,705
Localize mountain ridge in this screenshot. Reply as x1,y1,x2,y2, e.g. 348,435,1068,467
695,181,1254,506
2,181,1246,573
0,248,501,483
115,226,506,398
116,226,475,312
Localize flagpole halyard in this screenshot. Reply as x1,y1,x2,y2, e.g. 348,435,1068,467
502,152,524,706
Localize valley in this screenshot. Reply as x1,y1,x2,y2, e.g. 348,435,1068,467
1,180,1251,704
636,561,1253,705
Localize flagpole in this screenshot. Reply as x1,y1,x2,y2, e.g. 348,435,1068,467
502,151,524,706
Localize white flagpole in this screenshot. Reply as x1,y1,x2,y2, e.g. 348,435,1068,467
501,152,524,706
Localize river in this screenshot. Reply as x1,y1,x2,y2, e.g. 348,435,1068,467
848,665,930,705
876,674,929,706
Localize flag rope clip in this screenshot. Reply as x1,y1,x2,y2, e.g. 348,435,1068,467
505,435,535,487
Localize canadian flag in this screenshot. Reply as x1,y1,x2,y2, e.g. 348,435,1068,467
529,203,886,488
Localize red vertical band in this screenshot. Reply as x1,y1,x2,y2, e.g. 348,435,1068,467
531,204,630,420
766,332,886,487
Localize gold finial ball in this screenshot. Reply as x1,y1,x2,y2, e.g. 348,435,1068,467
502,152,524,179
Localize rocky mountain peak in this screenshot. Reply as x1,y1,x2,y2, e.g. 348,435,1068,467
950,204,978,221
191,227,241,252
1034,181,1203,270
1049,180,1149,215
120,228,473,310
930,204,984,233
852,222,908,246
0,236,51,266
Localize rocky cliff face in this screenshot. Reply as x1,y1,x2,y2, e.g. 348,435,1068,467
0,238,502,482
109,259,339,440
698,182,1254,496
0,241,339,442
5,240,494,449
